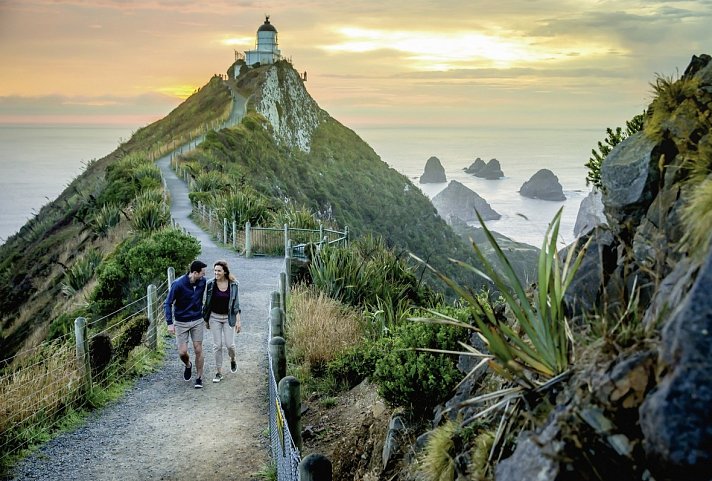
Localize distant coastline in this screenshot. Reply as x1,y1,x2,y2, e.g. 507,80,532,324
0,123,597,247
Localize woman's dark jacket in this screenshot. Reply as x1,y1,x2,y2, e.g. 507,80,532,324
203,279,241,327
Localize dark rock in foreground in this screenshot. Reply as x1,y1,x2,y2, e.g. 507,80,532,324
432,180,500,224
519,169,565,201
419,156,446,183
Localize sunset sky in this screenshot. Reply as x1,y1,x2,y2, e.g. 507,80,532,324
1,0,710,131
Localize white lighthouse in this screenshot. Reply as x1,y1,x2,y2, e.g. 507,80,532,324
244,16,281,66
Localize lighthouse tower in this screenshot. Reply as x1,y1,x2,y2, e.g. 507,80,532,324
244,16,281,66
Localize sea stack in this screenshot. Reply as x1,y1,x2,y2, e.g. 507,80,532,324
420,156,447,183
519,169,566,201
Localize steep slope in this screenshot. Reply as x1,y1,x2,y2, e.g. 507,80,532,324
189,60,484,290
0,76,232,361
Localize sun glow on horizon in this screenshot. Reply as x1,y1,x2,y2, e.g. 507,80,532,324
324,26,616,70
156,85,199,99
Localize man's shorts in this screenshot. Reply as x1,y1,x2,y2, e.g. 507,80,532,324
173,318,204,346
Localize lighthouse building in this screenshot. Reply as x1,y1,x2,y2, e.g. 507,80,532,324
245,16,281,66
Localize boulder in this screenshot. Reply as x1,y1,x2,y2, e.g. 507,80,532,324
562,228,616,317
431,180,500,223
574,188,607,236
419,156,446,183
519,169,566,201
600,132,663,234
639,246,712,481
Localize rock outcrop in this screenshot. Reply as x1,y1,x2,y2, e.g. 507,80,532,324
443,54,712,481
419,156,447,183
465,158,504,179
519,168,566,201
574,188,607,236
253,62,327,152
431,180,500,223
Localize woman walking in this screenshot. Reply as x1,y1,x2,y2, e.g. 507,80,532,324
203,260,241,383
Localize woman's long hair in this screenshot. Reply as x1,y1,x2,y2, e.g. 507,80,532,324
214,260,237,282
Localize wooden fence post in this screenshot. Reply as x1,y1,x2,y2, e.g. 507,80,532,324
270,307,284,338
245,221,252,258
279,272,287,312
232,220,237,250
223,218,228,245
271,290,281,310
168,266,175,286
74,317,93,395
147,284,157,350
269,336,286,383
299,453,333,481
279,376,302,451
283,223,289,257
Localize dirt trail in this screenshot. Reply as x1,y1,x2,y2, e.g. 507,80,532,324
10,152,283,481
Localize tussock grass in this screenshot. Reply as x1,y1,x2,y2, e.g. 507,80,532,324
286,284,364,370
680,176,712,256
0,342,83,461
421,420,458,481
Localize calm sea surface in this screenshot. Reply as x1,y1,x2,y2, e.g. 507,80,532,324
0,124,601,247
0,124,135,243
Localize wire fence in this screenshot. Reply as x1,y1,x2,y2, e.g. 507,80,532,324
190,202,349,259
268,260,301,481
0,277,171,465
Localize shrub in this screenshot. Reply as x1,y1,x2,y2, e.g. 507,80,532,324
91,229,200,316
193,170,230,193
90,203,122,237
585,113,644,189
270,205,320,230
372,318,468,417
309,236,440,327
61,249,103,297
325,339,387,390
131,198,171,232
417,208,590,386
214,189,271,226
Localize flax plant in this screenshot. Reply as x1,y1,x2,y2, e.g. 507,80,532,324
415,208,590,387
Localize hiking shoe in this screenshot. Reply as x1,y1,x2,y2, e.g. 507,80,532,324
212,372,223,383
194,377,203,389
230,358,237,373
183,362,192,381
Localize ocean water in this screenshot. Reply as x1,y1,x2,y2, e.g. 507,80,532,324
356,126,601,247
0,124,601,248
0,124,135,243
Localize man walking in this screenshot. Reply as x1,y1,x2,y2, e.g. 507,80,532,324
165,260,208,388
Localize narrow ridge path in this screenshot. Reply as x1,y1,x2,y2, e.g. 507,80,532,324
10,143,283,481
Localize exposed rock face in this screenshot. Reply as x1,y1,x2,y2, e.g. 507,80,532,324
519,169,565,201
574,188,607,236
419,156,447,183
493,54,712,481
639,247,712,481
431,180,500,223
466,158,504,179
254,63,327,152
600,133,664,234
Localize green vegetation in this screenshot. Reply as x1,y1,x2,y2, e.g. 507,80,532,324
91,228,199,316
61,248,103,297
418,209,589,385
585,113,644,189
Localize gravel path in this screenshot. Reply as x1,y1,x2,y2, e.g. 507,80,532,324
10,149,284,481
